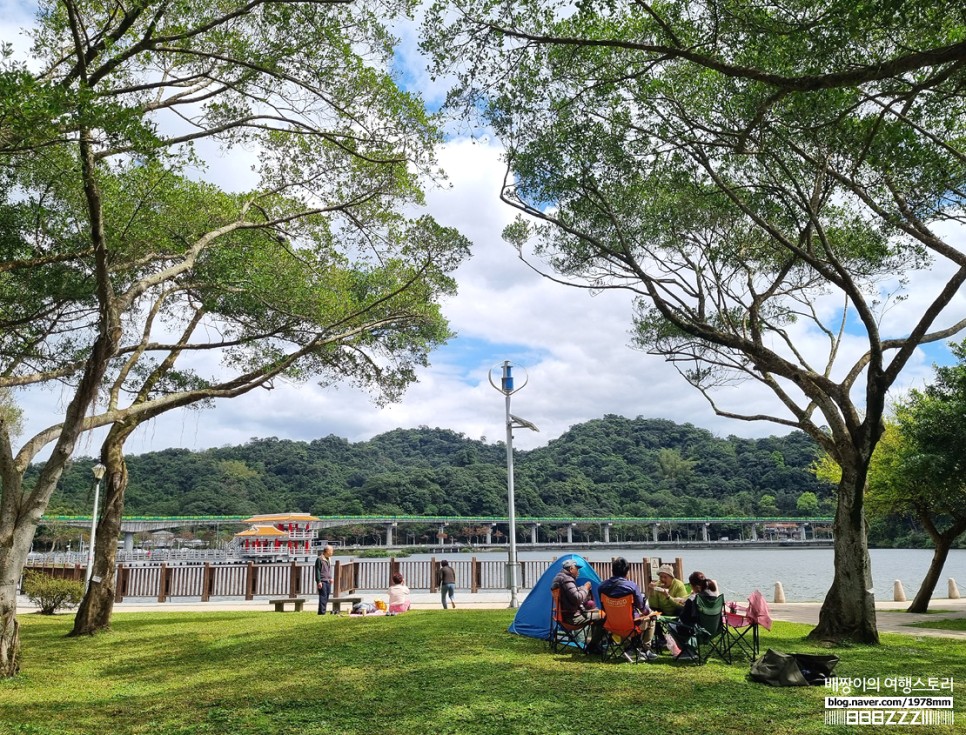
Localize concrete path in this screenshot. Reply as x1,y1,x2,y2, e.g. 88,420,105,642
17,593,966,639
768,598,966,639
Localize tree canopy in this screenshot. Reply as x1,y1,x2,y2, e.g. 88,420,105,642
421,0,966,642
0,0,469,674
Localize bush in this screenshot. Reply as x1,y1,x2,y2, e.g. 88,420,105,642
21,571,85,614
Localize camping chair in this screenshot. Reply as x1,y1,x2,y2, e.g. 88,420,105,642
599,593,646,663
681,594,730,665
549,587,591,654
723,600,760,661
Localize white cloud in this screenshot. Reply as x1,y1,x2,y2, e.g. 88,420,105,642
80,139,790,456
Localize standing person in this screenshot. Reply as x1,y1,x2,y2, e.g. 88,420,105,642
314,545,334,615
550,558,605,652
437,559,456,609
388,571,411,614
599,556,658,662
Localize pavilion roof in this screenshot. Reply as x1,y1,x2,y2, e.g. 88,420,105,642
235,525,288,538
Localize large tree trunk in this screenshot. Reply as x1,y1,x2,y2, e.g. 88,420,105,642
0,434,102,675
0,527,32,675
71,427,132,636
809,466,879,644
907,517,966,614
0,125,121,675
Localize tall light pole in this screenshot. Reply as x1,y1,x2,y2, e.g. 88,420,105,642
489,361,538,608
85,463,107,589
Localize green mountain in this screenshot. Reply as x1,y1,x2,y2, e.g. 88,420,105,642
44,415,828,520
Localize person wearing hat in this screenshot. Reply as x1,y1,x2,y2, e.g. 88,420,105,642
551,558,605,652
646,564,687,616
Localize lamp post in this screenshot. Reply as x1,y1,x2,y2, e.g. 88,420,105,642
85,463,107,589
489,361,539,608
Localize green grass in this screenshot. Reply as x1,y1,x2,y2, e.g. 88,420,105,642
879,609,956,615
2,610,964,734
908,617,966,632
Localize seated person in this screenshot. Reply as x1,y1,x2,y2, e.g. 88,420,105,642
550,558,605,652
666,571,721,661
646,564,688,616
647,564,688,652
388,572,411,614
599,556,658,662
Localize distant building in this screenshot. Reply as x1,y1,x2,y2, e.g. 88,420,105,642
232,513,320,561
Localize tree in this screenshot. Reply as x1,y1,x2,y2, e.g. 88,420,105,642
796,492,820,517
656,448,697,488
423,0,966,643
814,355,966,615
66,197,464,637
0,0,469,673
757,495,780,517
877,344,966,612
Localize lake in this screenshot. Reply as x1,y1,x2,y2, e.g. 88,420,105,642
383,547,966,602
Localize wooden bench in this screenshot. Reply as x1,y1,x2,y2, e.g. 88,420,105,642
269,598,306,612
329,596,362,615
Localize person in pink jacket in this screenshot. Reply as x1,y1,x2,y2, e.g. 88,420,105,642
388,572,411,614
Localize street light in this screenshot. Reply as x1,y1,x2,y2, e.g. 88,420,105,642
85,463,107,589
489,361,539,609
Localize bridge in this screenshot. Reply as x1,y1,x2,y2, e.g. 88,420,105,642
41,514,834,551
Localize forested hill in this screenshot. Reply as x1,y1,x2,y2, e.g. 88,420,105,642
44,415,830,519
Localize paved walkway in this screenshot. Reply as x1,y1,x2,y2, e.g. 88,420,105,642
17,593,966,639
768,598,966,639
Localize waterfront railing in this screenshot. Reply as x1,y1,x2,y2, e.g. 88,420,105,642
23,556,684,602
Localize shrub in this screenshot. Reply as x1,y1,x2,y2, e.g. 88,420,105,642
21,571,85,614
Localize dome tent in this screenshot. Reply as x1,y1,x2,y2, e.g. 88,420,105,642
508,554,602,641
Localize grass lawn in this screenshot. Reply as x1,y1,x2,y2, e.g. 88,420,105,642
879,609,956,615
908,618,966,632
2,609,963,734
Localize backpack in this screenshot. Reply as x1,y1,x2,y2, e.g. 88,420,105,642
749,649,840,686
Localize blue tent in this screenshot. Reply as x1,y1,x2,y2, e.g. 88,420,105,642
508,554,602,640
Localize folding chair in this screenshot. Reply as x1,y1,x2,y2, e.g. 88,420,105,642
549,587,591,653
723,601,760,661
599,593,646,663
691,593,731,664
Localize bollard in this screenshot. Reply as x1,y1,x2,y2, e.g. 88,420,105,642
949,578,961,600
774,581,786,603
893,580,906,602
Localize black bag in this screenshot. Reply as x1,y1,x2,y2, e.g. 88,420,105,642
749,649,840,686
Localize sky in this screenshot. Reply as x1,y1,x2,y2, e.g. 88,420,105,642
4,3,962,460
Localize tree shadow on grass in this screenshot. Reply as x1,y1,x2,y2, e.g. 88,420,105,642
6,611,965,735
